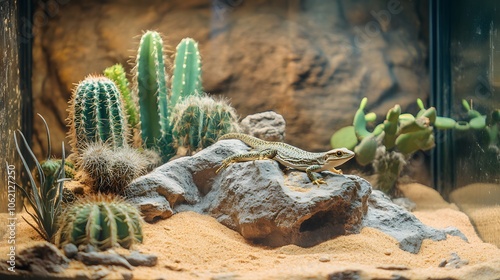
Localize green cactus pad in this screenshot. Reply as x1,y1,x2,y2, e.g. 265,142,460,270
469,116,486,130
395,127,435,155
354,134,378,166
455,121,470,131
331,126,358,150
58,194,143,250
434,116,456,130
353,97,371,139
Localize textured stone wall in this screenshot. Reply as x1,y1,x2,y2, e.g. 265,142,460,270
31,0,429,158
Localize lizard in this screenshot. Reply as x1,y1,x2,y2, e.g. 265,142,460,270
215,133,355,185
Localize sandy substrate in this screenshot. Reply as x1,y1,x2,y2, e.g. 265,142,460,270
1,183,499,279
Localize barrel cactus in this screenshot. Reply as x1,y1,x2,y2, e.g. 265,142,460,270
172,95,240,154
68,75,128,157
57,194,143,250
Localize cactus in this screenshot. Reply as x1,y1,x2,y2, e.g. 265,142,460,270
170,38,202,106
13,114,67,243
79,142,161,195
104,64,139,130
134,31,175,160
58,194,143,250
373,146,407,196
68,75,128,156
171,95,240,154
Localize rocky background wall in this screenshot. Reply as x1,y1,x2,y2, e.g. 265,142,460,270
31,0,429,158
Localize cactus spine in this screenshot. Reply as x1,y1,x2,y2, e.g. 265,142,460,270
68,75,128,155
135,31,174,160
58,195,143,250
170,38,202,106
172,95,240,153
104,64,139,130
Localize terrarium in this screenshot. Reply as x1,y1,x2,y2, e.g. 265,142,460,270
0,0,499,279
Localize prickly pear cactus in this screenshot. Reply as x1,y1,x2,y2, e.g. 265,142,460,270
68,75,128,156
134,31,175,160
170,37,202,106
172,95,240,153
58,194,143,250
104,64,139,130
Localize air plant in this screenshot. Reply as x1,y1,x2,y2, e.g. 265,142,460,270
12,114,69,243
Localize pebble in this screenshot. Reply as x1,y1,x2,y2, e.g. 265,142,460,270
62,243,78,259
319,256,331,262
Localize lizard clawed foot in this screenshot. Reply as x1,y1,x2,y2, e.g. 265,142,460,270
330,167,343,174
215,160,232,174
312,178,326,186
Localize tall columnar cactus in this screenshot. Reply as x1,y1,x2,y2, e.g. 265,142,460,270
172,95,240,154
58,194,143,250
170,38,202,106
135,31,174,160
104,64,139,130
68,75,128,156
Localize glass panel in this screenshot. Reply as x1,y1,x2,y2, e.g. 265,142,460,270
443,0,500,247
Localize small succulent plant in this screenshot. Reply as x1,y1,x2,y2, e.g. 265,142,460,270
57,194,143,250
13,114,68,243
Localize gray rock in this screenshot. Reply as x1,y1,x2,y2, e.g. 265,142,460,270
16,242,70,274
76,251,133,270
126,139,466,253
62,243,78,259
122,251,158,267
127,140,371,247
240,111,286,142
363,191,468,253
438,252,469,268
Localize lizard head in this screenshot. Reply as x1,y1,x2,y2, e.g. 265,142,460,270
321,148,355,171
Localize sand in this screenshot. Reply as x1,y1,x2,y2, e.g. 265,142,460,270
1,183,500,279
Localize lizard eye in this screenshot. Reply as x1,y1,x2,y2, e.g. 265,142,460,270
336,151,343,157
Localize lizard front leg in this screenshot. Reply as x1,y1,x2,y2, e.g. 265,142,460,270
305,165,326,185
216,149,278,174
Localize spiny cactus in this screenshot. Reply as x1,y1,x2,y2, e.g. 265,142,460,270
68,75,128,157
79,142,161,195
134,31,174,160
104,64,139,130
171,95,240,154
57,194,143,250
170,37,202,106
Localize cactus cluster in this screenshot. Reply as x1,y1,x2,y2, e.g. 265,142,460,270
172,95,240,153
330,97,441,195
68,75,128,157
431,99,500,153
331,97,500,195
57,194,143,250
